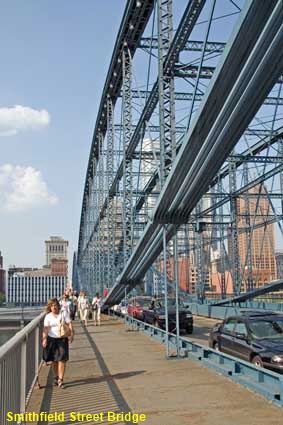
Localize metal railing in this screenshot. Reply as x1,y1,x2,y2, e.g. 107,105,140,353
0,312,45,425
124,315,283,407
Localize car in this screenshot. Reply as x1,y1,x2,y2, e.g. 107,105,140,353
115,300,128,316
127,296,151,320
120,300,128,316
208,312,283,372
143,297,193,333
111,304,119,314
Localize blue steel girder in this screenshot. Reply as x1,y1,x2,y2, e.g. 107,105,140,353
122,45,133,265
152,0,283,223
139,38,226,53
79,0,207,260
173,64,215,79
98,132,105,293
89,107,283,266
157,0,176,183
229,160,241,295
129,89,283,106
105,0,283,306
78,0,155,258
107,97,115,288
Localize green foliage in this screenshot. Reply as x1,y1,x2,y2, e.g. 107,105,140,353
0,292,6,304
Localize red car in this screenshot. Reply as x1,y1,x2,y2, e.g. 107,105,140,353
127,296,151,320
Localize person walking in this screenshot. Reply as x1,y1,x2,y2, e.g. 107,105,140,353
59,294,71,315
42,298,74,389
68,291,78,321
78,291,90,326
92,292,102,326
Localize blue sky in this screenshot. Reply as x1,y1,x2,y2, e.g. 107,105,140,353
0,1,125,273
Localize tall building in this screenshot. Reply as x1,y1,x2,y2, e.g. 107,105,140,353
45,236,68,267
237,185,277,289
0,251,5,294
275,251,283,279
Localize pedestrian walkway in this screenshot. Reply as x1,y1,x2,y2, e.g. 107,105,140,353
27,315,283,425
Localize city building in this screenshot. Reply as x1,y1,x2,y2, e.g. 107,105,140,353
45,236,68,267
275,251,283,279
237,185,277,289
51,258,68,276
0,251,5,294
7,274,66,305
7,236,69,305
207,271,234,297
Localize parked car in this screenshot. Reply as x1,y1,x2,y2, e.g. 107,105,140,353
209,311,283,372
120,300,128,316
115,300,128,316
143,297,193,333
111,304,119,314
127,296,151,320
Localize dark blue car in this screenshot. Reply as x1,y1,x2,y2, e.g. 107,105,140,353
143,298,193,333
209,311,283,372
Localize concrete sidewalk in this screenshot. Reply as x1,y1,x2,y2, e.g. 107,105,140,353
27,315,282,425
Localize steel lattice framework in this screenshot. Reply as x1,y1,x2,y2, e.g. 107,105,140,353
75,0,283,307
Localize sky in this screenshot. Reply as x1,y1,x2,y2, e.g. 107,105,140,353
0,1,125,274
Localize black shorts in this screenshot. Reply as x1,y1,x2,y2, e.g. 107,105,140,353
43,336,69,362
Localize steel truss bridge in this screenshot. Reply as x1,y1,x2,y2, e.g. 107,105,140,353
74,0,283,307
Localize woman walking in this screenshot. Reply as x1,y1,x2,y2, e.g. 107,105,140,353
78,291,90,326
59,294,71,315
92,293,102,326
42,298,74,388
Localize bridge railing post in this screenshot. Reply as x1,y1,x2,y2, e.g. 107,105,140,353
35,325,40,388
20,335,27,420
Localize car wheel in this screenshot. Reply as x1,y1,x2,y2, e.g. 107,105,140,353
213,342,220,351
252,355,263,368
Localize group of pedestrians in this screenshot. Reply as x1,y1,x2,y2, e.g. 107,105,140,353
78,291,102,327
42,289,103,389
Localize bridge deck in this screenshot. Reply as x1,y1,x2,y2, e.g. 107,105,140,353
27,315,282,425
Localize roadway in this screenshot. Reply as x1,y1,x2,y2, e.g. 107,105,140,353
26,315,283,425
184,315,219,346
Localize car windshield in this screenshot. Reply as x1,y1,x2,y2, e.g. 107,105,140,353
154,298,185,308
134,299,150,306
248,319,283,339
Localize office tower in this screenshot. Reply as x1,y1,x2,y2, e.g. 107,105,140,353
275,251,283,279
45,236,68,266
45,236,68,276
237,185,277,288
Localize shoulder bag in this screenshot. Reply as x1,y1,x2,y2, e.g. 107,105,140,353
59,313,71,338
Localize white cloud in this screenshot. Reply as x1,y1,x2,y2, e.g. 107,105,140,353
0,105,50,137
0,164,58,212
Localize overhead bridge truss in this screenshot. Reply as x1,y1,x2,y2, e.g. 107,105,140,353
74,0,283,308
